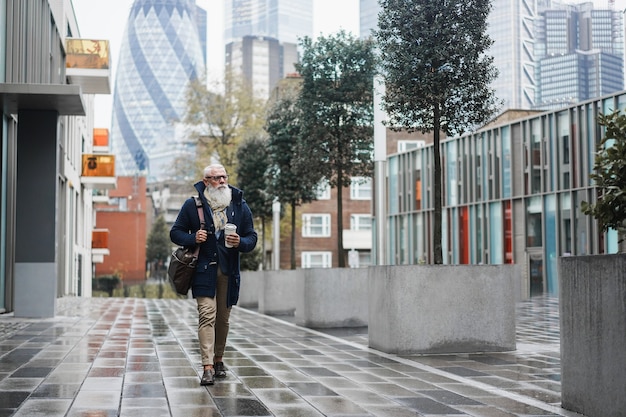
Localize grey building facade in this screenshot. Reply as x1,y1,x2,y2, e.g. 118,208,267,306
0,0,110,316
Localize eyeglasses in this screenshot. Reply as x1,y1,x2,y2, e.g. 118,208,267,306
205,175,228,182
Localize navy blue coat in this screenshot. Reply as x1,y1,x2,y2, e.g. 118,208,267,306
170,181,257,306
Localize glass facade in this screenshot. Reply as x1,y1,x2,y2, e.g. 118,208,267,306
224,0,312,100
359,0,379,39
110,0,206,181
487,0,537,110
387,92,626,297
535,3,624,110
224,0,312,45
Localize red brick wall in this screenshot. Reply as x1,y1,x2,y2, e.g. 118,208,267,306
94,176,147,282
95,211,146,281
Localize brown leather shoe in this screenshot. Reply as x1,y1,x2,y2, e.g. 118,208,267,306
200,368,214,385
214,361,227,378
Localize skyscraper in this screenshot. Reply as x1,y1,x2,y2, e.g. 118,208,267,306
534,1,624,109
359,0,379,40
111,0,207,181
224,0,312,98
224,0,313,45
487,0,537,110
359,0,624,112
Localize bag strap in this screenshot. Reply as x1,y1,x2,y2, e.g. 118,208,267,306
192,196,205,256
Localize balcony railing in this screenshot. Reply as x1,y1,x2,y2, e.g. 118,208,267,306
93,127,109,149
66,39,111,94
92,229,110,263
80,154,116,189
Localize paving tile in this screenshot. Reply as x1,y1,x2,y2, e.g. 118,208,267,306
213,397,272,416
10,398,72,417
31,383,81,398
304,395,369,415
72,390,121,409
394,396,464,414
288,381,339,396
0,391,29,408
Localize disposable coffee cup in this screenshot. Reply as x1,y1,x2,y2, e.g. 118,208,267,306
224,223,237,248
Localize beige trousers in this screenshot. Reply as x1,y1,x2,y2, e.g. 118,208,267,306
196,268,232,366
215,268,232,358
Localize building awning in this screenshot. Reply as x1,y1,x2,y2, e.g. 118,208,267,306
0,83,85,116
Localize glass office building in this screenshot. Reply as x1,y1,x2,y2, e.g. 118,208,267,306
386,92,624,297
487,0,537,110
224,0,312,99
224,0,312,45
110,0,207,181
534,3,624,109
359,0,379,39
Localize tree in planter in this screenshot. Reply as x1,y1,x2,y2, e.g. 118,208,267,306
375,0,499,263
265,77,320,269
581,110,626,251
146,215,171,281
236,136,274,270
297,30,376,267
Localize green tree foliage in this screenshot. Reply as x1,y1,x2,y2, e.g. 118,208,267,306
184,72,266,181
146,215,171,279
582,110,626,248
240,246,263,271
297,31,376,267
237,136,274,269
375,0,499,263
93,275,121,297
265,77,319,269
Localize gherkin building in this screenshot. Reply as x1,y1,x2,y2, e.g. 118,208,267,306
111,0,206,182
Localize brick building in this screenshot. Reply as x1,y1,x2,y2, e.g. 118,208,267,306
95,176,147,282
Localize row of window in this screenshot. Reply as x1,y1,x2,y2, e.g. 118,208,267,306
302,250,371,268
302,214,372,237
316,177,372,200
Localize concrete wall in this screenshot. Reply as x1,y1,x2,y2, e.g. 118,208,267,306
257,269,302,315
295,268,368,328
368,264,518,354
559,254,626,417
239,270,263,308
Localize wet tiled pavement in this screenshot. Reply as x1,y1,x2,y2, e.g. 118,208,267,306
0,295,584,417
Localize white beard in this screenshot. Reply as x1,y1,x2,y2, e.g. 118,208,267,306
205,185,232,210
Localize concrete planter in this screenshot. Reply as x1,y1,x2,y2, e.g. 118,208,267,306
238,270,263,308
295,268,368,328
559,253,626,417
257,269,302,316
368,264,517,354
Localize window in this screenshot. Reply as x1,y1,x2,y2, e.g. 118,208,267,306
397,140,425,152
302,251,332,268
350,177,372,200
350,214,371,230
109,197,128,211
302,214,331,237
316,182,331,200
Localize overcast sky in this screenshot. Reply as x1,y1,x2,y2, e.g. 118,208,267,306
72,0,360,128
